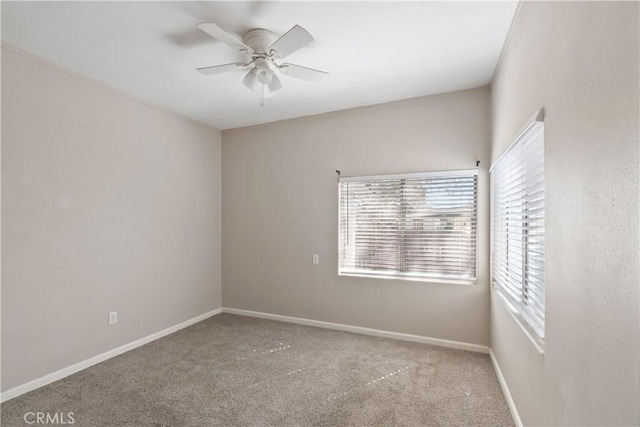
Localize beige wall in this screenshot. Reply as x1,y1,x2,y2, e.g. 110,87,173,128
490,2,639,425
1,47,222,392
222,88,491,346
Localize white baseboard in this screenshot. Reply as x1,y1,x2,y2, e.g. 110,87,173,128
1,308,222,403
489,349,522,427
222,307,489,354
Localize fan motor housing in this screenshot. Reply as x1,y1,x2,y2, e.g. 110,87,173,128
243,29,279,54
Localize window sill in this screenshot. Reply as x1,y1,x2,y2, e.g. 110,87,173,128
494,288,545,355
339,272,477,286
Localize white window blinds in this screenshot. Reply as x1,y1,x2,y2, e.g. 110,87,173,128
491,113,545,339
339,170,478,283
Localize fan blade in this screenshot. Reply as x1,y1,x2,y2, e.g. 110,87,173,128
268,25,313,59
279,63,328,82
197,22,253,54
197,62,250,75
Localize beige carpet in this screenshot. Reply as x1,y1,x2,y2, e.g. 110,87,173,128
1,313,513,426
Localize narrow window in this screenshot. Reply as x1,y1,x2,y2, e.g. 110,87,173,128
491,110,545,340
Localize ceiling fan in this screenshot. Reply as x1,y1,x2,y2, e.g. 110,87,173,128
196,22,328,106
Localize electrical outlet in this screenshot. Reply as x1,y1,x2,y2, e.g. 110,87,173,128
108,311,118,325
312,254,319,265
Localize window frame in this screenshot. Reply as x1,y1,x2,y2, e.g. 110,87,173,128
338,169,479,285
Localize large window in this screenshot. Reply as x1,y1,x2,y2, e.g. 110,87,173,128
491,110,545,340
338,170,478,283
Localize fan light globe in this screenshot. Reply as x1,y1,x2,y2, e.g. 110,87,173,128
268,74,282,93
255,59,273,85
242,68,259,91
257,69,272,84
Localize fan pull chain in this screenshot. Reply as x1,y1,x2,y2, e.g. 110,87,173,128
260,85,265,107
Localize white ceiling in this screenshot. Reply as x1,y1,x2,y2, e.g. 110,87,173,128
1,1,518,130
